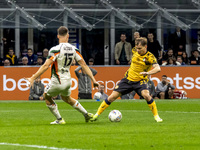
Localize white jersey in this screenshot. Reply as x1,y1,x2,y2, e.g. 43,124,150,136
48,43,82,82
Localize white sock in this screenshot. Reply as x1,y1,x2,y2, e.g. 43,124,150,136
47,104,62,120
73,100,87,115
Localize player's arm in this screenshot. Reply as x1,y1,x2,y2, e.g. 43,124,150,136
90,68,97,76
77,59,99,88
140,63,161,75
147,63,161,75
26,59,53,86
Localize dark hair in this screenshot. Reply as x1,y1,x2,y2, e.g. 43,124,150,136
9,47,14,51
162,75,167,78
135,37,147,46
148,32,154,36
193,50,199,54
57,26,68,36
167,49,174,55
166,57,176,65
177,56,182,59
37,56,43,60
182,52,189,64
27,48,33,52
89,58,94,62
121,33,126,36
182,51,188,56
168,48,173,51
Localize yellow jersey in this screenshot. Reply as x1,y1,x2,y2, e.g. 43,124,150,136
125,50,157,82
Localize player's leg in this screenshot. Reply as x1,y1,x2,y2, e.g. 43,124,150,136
44,93,66,124
91,78,132,122
91,78,133,121
141,90,163,122
61,95,93,122
90,91,121,121
44,81,66,124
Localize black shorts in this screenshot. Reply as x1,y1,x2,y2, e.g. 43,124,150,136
114,78,148,97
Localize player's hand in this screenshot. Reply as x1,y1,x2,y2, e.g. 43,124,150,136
93,82,100,90
24,77,34,87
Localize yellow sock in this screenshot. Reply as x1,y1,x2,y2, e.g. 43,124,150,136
148,100,158,116
96,100,110,115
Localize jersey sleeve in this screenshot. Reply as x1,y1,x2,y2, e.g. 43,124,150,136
74,49,83,62
148,53,158,65
47,48,60,62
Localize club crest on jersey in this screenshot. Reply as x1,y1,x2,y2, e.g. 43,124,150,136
143,57,151,65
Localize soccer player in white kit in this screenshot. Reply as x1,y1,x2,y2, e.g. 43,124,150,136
26,26,99,124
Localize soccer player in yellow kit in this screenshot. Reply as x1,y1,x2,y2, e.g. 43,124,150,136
91,37,163,122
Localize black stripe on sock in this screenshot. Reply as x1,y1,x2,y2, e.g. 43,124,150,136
147,98,154,104
105,99,111,105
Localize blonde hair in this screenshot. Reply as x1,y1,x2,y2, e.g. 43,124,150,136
135,37,147,46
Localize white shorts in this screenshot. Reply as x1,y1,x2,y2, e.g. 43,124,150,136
45,77,72,97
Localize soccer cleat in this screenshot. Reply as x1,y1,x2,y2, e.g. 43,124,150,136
84,113,94,122
90,114,99,122
50,118,66,125
154,115,163,123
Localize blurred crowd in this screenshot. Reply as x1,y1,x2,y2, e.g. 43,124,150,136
114,27,200,66
1,27,200,66
0,47,49,66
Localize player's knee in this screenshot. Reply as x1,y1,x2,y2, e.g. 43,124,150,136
142,94,150,100
108,91,120,102
108,95,116,102
44,93,50,100
61,95,71,103
141,90,150,100
44,93,47,99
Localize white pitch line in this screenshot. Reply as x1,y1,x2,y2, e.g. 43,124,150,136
0,143,84,150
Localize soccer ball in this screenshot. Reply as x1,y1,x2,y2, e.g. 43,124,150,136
93,92,102,100
108,110,122,122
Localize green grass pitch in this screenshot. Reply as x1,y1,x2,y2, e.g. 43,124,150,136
0,99,200,150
